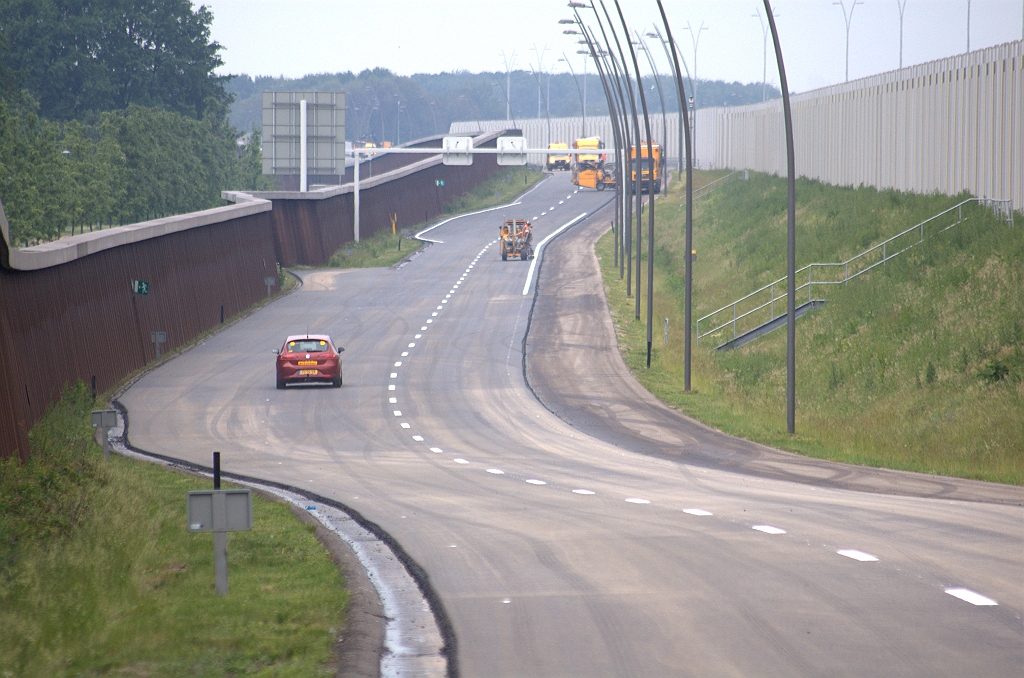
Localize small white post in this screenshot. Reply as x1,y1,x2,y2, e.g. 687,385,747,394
300,99,308,193
353,150,360,243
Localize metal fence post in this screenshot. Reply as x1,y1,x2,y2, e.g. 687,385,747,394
733,304,737,339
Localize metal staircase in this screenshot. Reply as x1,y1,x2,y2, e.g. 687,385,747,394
696,197,1014,351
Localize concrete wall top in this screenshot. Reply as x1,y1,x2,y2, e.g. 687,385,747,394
227,129,509,203
0,198,272,272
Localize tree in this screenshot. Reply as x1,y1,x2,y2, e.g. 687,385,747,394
0,0,229,121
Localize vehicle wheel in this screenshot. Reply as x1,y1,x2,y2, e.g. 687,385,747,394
333,375,342,388
502,251,507,261
597,182,606,191
276,378,285,390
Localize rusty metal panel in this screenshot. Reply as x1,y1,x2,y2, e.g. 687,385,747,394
0,135,505,460
0,211,277,460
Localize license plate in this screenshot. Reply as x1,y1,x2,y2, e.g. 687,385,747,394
298,369,319,376
297,360,317,366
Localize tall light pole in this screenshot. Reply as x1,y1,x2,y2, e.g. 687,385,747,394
559,54,586,137
567,8,626,275
529,64,552,147
834,0,864,82
656,0,694,391
612,0,658,366
753,7,778,102
763,0,798,435
896,0,908,69
685,21,707,107
597,0,643,317
585,0,637,295
635,31,667,195
967,0,971,52
500,50,516,121
531,43,549,120
648,26,691,179
685,21,707,159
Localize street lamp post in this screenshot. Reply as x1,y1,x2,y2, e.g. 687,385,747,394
896,0,908,69
565,11,626,274
559,54,587,137
685,21,707,155
612,0,658,367
753,7,777,102
834,0,864,82
501,50,516,121
648,26,690,179
762,0,798,435
635,31,667,194
596,0,643,315
583,1,636,292
656,0,694,391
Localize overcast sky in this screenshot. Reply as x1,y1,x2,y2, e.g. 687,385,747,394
206,1,1023,94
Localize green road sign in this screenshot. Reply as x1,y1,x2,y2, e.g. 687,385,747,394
435,179,445,187
132,280,149,295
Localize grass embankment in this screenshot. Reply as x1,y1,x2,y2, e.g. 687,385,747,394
0,383,348,676
325,166,545,269
598,170,1024,484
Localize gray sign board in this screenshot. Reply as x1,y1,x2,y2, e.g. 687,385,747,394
187,489,253,533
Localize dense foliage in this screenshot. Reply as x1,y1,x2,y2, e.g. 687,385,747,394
0,0,272,246
0,102,269,245
226,68,778,145
0,0,229,121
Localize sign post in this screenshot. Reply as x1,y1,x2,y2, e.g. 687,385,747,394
90,409,118,461
187,452,252,596
151,331,166,360
265,276,276,298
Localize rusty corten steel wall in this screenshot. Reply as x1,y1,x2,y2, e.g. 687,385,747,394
0,211,278,461
269,135,503,267
0,139,509,460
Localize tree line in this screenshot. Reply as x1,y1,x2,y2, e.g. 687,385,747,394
0,0,270,247
227,68,779,147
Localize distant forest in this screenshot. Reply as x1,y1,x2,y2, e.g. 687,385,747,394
226,68,779,145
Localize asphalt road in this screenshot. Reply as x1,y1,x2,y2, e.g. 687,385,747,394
121,172,1023,677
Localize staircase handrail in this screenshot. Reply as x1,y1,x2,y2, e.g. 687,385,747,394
696,197,1013,346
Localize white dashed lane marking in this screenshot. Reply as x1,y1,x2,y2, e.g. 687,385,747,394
486,469,504,474
525,479,547,485
389,397,397,404
625,498,650,504
572,489,595,495
453,458,469,464
752,525,787,535
838,549,879,562
945,588,998,606
390,372,398,378
394,361,402,366
412,435,424,442
683,509,713,516
429,447,443,453
400,422,410,429
392,411,402,416
388,385,396,391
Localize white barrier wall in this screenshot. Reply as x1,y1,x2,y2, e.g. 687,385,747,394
453,40,1022,209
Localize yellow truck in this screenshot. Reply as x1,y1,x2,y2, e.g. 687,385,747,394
546,142,570,171
630,142,662,194
571,137,616,191
499,219,534,261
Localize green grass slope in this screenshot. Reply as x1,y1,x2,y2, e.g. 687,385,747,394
598,171,1023,483
0,384,348,676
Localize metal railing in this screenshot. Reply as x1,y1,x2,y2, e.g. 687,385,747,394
696,197,1014,347
680,170,745,206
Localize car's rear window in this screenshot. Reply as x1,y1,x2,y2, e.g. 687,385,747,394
286,339,329,353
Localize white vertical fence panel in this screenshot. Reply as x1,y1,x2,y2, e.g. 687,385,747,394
452,41,1020,209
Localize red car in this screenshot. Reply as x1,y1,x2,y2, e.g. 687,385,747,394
275,334,344,389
